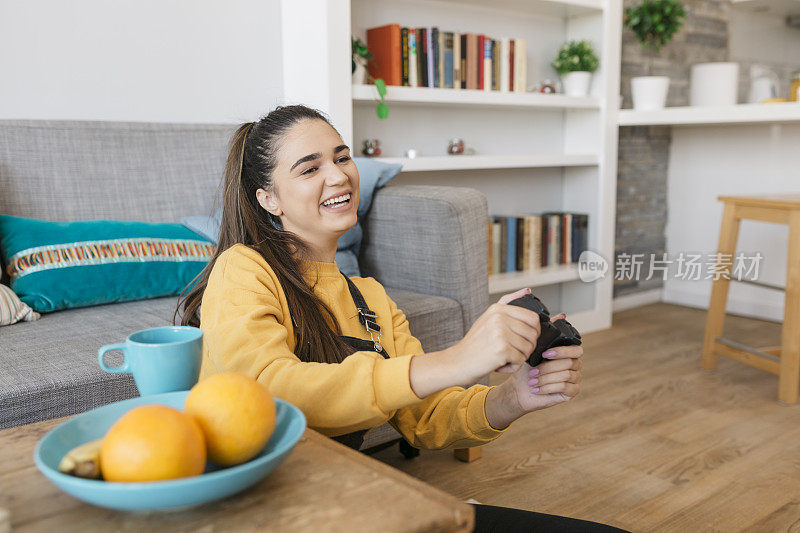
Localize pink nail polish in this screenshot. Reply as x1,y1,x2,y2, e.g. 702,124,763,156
542,350,557,358
528,368,540,377
531,387,540,393
527,378,538,386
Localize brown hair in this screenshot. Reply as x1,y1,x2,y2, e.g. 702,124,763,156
175,105,355,364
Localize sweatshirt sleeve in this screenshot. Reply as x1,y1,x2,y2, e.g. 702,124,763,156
385,295,509,449
200,247,423,437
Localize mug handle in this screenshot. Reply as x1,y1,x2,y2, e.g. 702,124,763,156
98,343,130,373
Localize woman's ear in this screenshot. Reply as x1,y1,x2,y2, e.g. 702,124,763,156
256,188,282,217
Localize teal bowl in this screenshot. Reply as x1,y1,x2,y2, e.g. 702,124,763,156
33,391,306,511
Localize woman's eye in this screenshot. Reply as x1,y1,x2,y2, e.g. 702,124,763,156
337,156,351,163
301,166,317,176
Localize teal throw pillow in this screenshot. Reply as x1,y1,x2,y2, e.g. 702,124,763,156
0,215,215,313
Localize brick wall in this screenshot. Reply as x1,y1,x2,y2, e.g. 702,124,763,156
615,0,729,297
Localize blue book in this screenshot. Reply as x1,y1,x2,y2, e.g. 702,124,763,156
506,217,517,272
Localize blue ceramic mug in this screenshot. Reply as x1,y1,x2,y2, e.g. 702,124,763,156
98,326,203,396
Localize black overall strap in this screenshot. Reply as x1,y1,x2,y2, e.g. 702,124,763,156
331,271,391,451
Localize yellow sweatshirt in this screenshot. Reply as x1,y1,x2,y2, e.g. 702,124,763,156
199,243,506,449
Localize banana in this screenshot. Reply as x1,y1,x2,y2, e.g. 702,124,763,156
57,439,103,479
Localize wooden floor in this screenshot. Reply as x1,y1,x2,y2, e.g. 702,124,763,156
372,303,800,532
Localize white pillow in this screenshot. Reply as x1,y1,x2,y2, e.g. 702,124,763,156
0,284,40,326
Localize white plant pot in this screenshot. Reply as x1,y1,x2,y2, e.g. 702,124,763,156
352,60,368,85
562,71,592,97
690,62,739,107
631,76,670,110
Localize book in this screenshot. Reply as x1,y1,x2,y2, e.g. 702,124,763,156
366,24,402,86
517,217,526,271
483,37,493,92
514,38,526,93
431,27,440,88
492,221,502,275
452,33,461,90
401,28,410,86
427,27,434,88
500,38,510,93
466,33,478,90
459,34,467,89
497,216,508,273
563,213,573,264
437,29,445,88
509,39,515,93
443,32,454,88
416,27,427,87
408,29,418,87
527,216,542,272
505,216,516,272
488,218,494,276
571,214,589,263
477,35,485,90
540,215,549,267
492,39,500,91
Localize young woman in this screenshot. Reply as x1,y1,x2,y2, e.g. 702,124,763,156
179,105,625,532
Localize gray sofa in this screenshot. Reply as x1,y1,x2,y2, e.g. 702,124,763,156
0,120,489,450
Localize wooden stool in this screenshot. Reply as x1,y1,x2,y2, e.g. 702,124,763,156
701,195,800,404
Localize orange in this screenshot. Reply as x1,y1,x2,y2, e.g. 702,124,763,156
184,373,276,466
100,405,206,482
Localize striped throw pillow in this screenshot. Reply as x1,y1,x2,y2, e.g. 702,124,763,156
0,283,40,326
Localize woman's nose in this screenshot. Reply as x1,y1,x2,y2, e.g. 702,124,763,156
324,163,349,185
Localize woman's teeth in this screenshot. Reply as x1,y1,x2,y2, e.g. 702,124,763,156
322,193,351,208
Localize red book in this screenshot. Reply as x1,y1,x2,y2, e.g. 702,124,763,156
477,35,486,90
366,24,402,86
509,39,515,92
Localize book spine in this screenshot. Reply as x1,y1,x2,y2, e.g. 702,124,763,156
444,32,454,88
506,217,517,272
500,38,510,93
408,29,418,87
551,215,560,265
432,27,440,88
498,217,507,274
437,29,445,88
401,28,409,86
492,221,502,275
365,24,402,86
514,38,526,93
518,217,526,271
460,34,467,89
477,35,485,91
417,28,427,87
509,39,515,94
488,217,493,276
452,33,461,90
541,216,549,267
528,216,541,271
483,37,492,92
564,213,573,264
427,27,434,88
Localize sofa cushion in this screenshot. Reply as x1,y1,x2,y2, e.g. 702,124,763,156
0,215,215,313
0,289,462,429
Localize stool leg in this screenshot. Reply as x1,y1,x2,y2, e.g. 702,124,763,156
701,203,741,370
779,211,800,404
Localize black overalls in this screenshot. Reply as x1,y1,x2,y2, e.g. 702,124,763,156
330,271,390,451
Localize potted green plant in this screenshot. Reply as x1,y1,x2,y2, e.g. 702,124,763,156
551,40,599,97
351,36,372,85
624,0,686,110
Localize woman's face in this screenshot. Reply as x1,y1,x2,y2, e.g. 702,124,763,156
257,119,360,248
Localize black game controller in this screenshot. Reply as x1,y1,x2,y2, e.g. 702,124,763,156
507,294,582,367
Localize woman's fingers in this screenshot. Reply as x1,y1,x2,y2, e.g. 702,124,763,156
498,287,531,305
542,345,583,360
535,382,580,397
531,369,581,387
534,356,582,375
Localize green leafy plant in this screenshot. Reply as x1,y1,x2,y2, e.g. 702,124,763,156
625,0,686,54
374,78,388,119
551,40,599,75
351,37,372,74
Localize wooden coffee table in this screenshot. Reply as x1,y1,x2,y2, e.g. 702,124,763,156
0,417,474,532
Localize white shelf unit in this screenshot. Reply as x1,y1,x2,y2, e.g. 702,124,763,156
374,154,599,171
618,103,800,127
281,0,621,334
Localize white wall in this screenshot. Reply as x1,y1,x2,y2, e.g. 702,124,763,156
0,0,284,123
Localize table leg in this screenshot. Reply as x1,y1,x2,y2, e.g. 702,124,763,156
454,447,482,462
779,211,800,404
702,203,741,371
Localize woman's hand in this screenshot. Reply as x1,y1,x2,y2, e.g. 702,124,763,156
485,315,583,429
447,287,542,386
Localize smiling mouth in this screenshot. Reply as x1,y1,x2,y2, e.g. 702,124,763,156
321,193,352,209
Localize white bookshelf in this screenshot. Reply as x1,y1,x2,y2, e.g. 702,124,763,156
375,154,599,171
281,0,621,333
352,84,601,109
618,103,800,127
